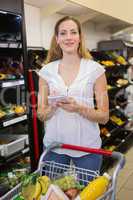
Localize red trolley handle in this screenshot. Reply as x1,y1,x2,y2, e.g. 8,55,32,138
61,143,112,156
38,142,125,172
60,143,125,169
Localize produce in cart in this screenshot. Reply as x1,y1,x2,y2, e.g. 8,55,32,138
2,142,125,200
75,173,111,200
14,171,111,200
20,173,51,200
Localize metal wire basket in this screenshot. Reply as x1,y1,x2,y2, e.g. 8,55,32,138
1,142,125,200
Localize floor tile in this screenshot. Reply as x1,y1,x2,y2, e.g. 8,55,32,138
123,173,133,190
117,188,133,200
104,146,133,199
116,176,128,192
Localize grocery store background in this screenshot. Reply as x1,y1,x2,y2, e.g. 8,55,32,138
0,0,133,199
25,1,133,199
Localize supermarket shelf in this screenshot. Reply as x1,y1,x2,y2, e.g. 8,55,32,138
0,41,22,49
102,126,123,147
101,119,130,148
0,114,27,128
0,134,28,157
0,79,24,88
109,99,128,109
105,63,130,70
21,147,30,154
101,131,133,172
0,7,31,192
92,47,132,172
115,131,133,152
108,83,130,92
0,147,29,166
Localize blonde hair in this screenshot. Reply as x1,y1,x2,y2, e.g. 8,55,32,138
45,16,92,64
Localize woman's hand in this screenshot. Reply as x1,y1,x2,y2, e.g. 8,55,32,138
57,97,79,113
37,105,57,121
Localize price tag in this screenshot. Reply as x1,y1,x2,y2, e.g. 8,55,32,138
3,115,27,127
22,147,30,154
2,80,24,88
0,43,8,48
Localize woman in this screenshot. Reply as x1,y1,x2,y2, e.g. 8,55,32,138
37,16,109,174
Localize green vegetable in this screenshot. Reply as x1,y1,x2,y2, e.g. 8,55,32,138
13,194,24,200
21,173,39,187
21,173,39,200
75,182,85,190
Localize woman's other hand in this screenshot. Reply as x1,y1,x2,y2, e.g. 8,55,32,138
37,77,58,121
57,97,79,112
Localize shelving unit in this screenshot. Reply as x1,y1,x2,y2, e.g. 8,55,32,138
27,46,48,69
92,40,133,171
0,1,30,197
0,114,27,128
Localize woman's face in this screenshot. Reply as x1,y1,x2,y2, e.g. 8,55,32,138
56,20,80,55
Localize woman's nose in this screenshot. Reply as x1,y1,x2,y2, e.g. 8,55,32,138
66,33,72,39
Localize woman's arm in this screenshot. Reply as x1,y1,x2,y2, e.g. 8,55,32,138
57,73,109,124
37,77,57,121
77,73,109,124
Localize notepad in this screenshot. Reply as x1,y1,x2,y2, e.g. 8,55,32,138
48,95,68,105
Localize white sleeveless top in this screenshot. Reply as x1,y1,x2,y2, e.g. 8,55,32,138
38,58,105,157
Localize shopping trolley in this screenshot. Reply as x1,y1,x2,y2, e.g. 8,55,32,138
1,142,125,200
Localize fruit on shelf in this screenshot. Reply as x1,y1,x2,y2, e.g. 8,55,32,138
100,60,115,67
2,105,15,116
110,115,125,126
107,85,114,90
0,73,6,80
104,145,116,151
107,80,128,90
107,52,127,65
0,181,10,197
6,74,16,80
116,79,128,86
14,105,26,115
100,127,111,137
0,110,6,118
116,56,127,65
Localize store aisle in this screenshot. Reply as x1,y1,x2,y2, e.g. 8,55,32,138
116,146,133,200
108,146,133,200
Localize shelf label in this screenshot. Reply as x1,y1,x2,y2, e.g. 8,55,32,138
0,42,22,48
9,43,22,48
0,43,8,48
22,147,29,154
3,115,27,127
2,80,24,88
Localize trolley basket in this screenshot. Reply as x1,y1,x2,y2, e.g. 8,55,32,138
1,142,125,200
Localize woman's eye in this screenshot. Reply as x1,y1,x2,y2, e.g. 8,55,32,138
59,31,78,36
72,31,77,34
59,32,66,35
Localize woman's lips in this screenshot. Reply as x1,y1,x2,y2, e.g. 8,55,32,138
65,43,74,46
